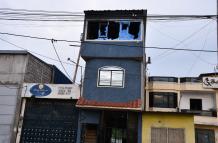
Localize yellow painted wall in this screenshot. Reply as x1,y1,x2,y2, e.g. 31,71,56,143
142,112,195,143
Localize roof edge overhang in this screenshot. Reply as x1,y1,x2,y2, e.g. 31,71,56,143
76,104,142,111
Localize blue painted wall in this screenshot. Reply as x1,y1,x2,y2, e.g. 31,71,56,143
52,65,72,84
81,42,143,60
82,58,142,102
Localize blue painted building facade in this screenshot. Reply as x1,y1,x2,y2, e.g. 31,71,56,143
76,10,147,143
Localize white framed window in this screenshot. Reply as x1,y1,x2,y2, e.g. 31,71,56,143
98,66,125,88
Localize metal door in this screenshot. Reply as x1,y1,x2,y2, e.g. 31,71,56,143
19,98,78,143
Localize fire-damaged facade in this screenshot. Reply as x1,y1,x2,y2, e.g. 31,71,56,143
76,10,147,143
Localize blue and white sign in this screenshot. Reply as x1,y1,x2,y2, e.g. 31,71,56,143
22,83,80,99
30,84,52,96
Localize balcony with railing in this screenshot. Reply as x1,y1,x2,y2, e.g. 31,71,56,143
180,109,217,117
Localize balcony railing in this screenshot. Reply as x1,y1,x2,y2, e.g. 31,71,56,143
148,77,178,82
180,77,201,83
181,109,217,117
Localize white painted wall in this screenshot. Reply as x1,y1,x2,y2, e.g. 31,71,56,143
180,92,216,110
0,85,18,143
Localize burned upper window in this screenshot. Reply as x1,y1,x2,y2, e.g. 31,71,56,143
86,20,141,40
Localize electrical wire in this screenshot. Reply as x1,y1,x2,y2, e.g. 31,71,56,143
0,31,218,53
0,36,81,66
186,24,215,75
0,32,81,43
0,8,216,22
0,36,82,84
51,39,74,82
149,19,214,61
0,35,214,79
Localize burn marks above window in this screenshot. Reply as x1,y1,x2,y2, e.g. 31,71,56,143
86,20,141,40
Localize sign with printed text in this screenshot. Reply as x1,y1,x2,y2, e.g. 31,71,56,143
21,83,80,99
202,77,218,88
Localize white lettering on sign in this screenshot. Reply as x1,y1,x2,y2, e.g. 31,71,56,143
202,77,218,88
58,87,72,95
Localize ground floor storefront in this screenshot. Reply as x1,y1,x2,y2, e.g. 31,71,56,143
16,98,79,143
77,110,141,143
142,112,195,143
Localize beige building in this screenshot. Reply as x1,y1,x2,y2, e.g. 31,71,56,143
145,74,218,143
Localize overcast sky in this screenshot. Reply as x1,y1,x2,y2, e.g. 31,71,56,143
0,0,217,82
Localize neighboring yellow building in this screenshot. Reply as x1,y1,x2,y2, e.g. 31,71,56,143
144,74,218,143
142,112,195,143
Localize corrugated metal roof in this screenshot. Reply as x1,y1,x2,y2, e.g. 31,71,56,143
76,97,141,110
84,9,147,19
0,50,28,54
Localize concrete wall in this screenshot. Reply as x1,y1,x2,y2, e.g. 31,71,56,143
142,113,195,143
0,54,27,83
0,85,19,143
82,58,142,103
180,92,216,110
24,55,52,83
81,42,144,60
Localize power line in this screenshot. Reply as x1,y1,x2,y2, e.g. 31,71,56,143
186,24,215,75
0,31,217,53
0,36,81,66
0,8,216,22
0,18,84,22
0,32,81,43
51,40,73,82
0,8,84,14
0,36,215,78
150,20,214,61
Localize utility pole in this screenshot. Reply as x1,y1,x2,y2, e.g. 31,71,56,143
217,0,218,69
72,47,81,84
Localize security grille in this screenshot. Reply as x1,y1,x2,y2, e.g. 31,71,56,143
20,98,78,143
151,127,185,143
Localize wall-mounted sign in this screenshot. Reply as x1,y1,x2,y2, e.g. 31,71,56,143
22,83,80,99
30,84,52,96
202,77,218,88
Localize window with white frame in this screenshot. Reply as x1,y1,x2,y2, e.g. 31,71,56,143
98,66,124,87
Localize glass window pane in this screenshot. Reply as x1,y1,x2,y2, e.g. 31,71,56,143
151,92,177,108
153,95,164,107
98,66,124,87
111,71,123,86
99,71,111,86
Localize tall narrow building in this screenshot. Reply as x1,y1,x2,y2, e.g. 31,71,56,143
76,10,147,143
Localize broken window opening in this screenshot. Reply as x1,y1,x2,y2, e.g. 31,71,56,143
98,22,108,39
86,20,141,40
